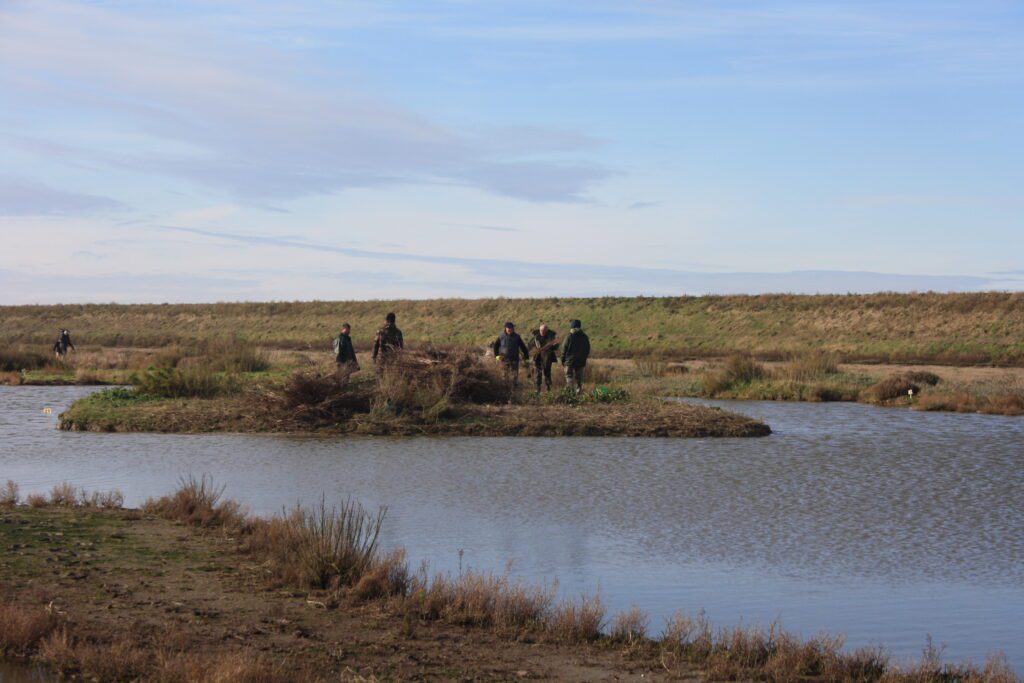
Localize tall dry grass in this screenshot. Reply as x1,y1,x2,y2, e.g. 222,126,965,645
702,354,769,396
0,479,18,507
143,475,246,529
780,351,840,382
0,602,62,657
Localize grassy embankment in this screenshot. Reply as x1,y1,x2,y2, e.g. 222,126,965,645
57,346,769,437
2,478,1017,682
3,292,1024,364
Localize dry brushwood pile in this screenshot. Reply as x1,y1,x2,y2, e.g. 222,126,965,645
266,347,508,427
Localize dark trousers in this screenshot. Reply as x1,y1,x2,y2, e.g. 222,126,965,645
534,355,554,390
565,364,585,393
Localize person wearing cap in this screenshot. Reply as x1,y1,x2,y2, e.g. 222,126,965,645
491,321,530,399
529,323,559,393
560,319,591,394
333,323,358,368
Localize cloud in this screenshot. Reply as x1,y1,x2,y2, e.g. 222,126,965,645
0,176,124,216
0,1,612,203
627,201,659,210
156,225,999,295
0,268,256,304
444,223,523,233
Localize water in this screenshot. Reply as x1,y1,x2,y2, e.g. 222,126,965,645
2,386,1022,670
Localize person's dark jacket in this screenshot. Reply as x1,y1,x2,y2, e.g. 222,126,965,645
530,328,559,363
372,323,404,360
492,331,529,363
333,332,357,365
58,331,75,352
560,328,590,367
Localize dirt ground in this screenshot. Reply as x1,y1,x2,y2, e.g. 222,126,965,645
1,506,692,681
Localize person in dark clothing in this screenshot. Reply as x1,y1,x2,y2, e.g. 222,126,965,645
491,321,530,398
372,312,404,364
560,319,590,394
333,323,358,368
54,329,75,360
529,323,559,392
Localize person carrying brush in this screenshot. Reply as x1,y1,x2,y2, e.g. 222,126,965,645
491,321,530,400
529,323,559,393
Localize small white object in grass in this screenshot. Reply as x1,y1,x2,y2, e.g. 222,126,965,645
908,388,914,396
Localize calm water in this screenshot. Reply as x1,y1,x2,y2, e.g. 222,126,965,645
1,386,1022,670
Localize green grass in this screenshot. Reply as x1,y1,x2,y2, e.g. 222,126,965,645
4,292,1024,364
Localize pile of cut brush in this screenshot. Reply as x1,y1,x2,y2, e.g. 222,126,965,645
266,347,507,427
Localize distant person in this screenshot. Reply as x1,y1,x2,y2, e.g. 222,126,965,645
53,329,75,361
560,319,590,394
529,323,559,393
491,321,530,399
333,323,357,368
372,312,404,364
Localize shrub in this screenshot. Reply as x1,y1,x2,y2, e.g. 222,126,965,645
702,354,768,396
408,567,556,634
143,475,246,529
49,482,78,507
0,480,18,507
861,375,920,403
274,367,372,424
292,497,386,590
548,594,605,643
204,339,271,373
0,603,61,656
781,351,840,382
133,365,239,398
590,386,630,403
0,348,48,372
609,606,649,644
903,370,941,386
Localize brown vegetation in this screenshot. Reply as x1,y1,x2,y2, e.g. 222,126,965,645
2,481,1019,682
4,292,1024,364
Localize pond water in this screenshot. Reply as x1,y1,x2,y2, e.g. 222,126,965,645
1,386,1022,671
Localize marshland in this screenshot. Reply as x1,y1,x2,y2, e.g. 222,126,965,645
2,295,1023,679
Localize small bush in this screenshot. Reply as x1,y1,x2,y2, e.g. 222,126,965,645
861,375,920,403
143,475,247,529
409,567,556,634
702,354,768,396
204,340,271,373
0,480,18,507
293,497,386,589
610,606,649,644
781,351,840,382
354,548,411,601
548,594,605,643
27,493,48,508
49,482,78,507
274,367,372,424
0,348,48,372
590,386,630,403
903,370,941,386
0,603,62,656
133,365,239,398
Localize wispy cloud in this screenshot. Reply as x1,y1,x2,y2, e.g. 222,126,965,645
0,1,612,203
0,176,124,216
444,223,523,233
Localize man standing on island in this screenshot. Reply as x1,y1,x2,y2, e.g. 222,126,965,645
333,323,357,368
561,319,590,394
372,312,404,365
530,323,559,393
491,321,530,400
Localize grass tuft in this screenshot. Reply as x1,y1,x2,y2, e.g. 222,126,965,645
143,475,247,529
0,479,19,507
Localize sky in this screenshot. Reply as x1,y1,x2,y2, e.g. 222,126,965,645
1,0,1023,303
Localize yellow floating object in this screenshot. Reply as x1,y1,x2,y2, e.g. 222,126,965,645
43,407,53,415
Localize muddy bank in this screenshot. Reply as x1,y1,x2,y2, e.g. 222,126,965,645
57,391,771,438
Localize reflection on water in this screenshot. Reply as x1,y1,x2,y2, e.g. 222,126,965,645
1,386,1022,670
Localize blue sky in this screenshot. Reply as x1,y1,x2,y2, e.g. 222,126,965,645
1,0,1022,303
